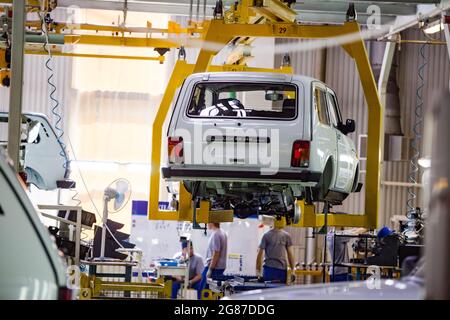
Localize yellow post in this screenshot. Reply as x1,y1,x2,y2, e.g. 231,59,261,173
148,60,194,221
341,24,382,229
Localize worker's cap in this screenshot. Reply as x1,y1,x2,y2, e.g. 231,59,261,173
377,226,393,238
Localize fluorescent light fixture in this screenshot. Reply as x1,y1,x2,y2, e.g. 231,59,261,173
424,20,444,34
418,157,431,168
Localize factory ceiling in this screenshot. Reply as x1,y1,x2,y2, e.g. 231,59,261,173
55,0,442,25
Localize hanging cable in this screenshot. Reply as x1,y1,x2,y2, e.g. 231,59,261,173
406,42,427,237
39,8,88,256
40,13,66,163
40,9,82,212
196,0,200,23
67,136,128,254
203,0,207,22
189,0,194,26
39,5,127,256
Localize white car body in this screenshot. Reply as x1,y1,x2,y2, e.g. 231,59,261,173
0,151,68,299
163,72,360,215
0,112,69,190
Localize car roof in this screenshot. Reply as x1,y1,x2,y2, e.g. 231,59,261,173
186,72,318,85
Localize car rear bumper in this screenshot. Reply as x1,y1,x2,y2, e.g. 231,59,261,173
161,167,322,182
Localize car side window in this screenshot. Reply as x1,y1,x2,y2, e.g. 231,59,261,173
326,92,339,128
314,86,330,126
328,91,343,123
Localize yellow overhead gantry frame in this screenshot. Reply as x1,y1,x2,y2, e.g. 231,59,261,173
148,15,383,229
4,0,380,229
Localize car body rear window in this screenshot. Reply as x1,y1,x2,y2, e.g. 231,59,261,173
186,82,298,120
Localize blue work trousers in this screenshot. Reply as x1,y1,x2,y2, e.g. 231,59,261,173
263,265,287,283
198,266,225,299
171,280,202,299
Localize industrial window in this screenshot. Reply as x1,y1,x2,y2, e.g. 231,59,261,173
187,82,297,120
314,87,330,125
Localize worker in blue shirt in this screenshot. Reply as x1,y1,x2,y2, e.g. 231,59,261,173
256,217,295,283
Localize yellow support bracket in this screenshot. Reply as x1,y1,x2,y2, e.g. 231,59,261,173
292,200,367,228
88,276,172,299
197,200,234,224
251,0,297,23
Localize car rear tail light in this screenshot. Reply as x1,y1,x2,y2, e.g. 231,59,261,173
168,136,184,164
58,286,73,300
444,15,450,24
291,140,310,167
17,171,28,190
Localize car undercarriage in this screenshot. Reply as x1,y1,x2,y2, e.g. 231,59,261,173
183,180,309,223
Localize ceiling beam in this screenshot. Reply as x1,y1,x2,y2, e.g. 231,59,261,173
296,11,396,25
55,0,435,25
295,1,417,16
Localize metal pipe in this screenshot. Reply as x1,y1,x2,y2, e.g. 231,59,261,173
203,0,207,21
377,39,395,106
445,22,450,90
378,39,447,45
7,0,25,172
25,34,65,45
100,197,109,259
315,48,327,83
196,0,200,22
189,0,193,24
377,38,396,165
379,3,450,40
304,227,315,284
381,181,423,188
371,40,402,137
304,47,327,283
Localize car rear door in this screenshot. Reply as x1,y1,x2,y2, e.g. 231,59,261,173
326,88,356,192
312,82,338,186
